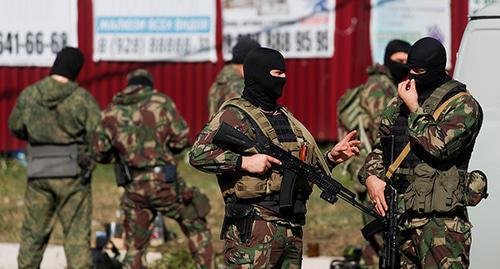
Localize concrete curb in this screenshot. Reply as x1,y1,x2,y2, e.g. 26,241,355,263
0,243,337,269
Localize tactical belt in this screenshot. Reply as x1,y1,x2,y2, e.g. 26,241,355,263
130,164,177,182
406,206,468,220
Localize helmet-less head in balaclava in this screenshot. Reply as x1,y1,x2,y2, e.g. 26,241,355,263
242,48,286,111
384,39,411,83
127,68,154,88
407,37,448,92
232,36,261,64
50,47,84,81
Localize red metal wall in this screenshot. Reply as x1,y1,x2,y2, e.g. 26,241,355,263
0,0,469,151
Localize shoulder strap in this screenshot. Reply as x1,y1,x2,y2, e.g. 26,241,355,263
220,98,278,142
385,91,469,179
281,108,332,175
421,80,464,113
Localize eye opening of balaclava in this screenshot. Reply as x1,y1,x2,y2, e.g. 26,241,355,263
407,37,448,92
242,47,286,111
384,39,411,83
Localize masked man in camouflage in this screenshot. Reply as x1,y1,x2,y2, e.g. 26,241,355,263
93,69,214,269
360,37,484,268
337,39,411,266
9,47,100,269
207,37,260,117
190,48,360,268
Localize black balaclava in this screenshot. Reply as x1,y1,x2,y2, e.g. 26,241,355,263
50,47,84,81
407,37,448,92
232,36,261,64
384,39,411,83
242,48,286,111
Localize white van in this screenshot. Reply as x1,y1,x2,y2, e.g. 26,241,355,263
454,4,500,269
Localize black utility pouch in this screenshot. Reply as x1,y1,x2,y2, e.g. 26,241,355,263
114,162,132,187
220,204,255,242
163,164,177,183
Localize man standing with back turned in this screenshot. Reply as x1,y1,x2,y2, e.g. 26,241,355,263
93,69,214,269
9,47,100,269
361,37,485,268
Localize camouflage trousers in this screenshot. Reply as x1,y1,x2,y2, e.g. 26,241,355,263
18,178,93,269
223,219,303,269
400,216,472,269
121,179,213,269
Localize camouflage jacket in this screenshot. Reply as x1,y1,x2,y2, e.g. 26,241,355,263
359,64,398,144
360,86,482,183
93,85,189,180
190,106,257,173
337,64,397,186
8,76,101,157
190,101,330,223
207,64,244,117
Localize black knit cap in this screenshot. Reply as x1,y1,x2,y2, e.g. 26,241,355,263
231,36,261,64
50,47,84,81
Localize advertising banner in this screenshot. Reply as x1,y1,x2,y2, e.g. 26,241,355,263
93,0,217,62
370,0,451,67
222,0,335,60
0,0,78,67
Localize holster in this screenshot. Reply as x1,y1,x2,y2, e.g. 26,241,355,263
220,203,255,243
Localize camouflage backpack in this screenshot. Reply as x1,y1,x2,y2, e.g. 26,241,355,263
337,85,365,133
337,85,372,181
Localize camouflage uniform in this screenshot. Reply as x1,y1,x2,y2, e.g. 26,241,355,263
338,64,398,191
338,64,397,266
190,101,332,269
207,64,244,117
93,72,213,269
8,76,100,269
360,79,482,269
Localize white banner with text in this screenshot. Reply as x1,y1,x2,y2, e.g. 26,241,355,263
93,0,217,62
0,0,78,67
222,0,335,60
370,0,451,68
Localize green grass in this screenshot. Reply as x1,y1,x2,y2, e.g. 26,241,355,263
0,150,366,264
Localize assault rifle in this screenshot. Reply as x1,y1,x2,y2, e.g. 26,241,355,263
212,122,381,220
361,135,400,269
